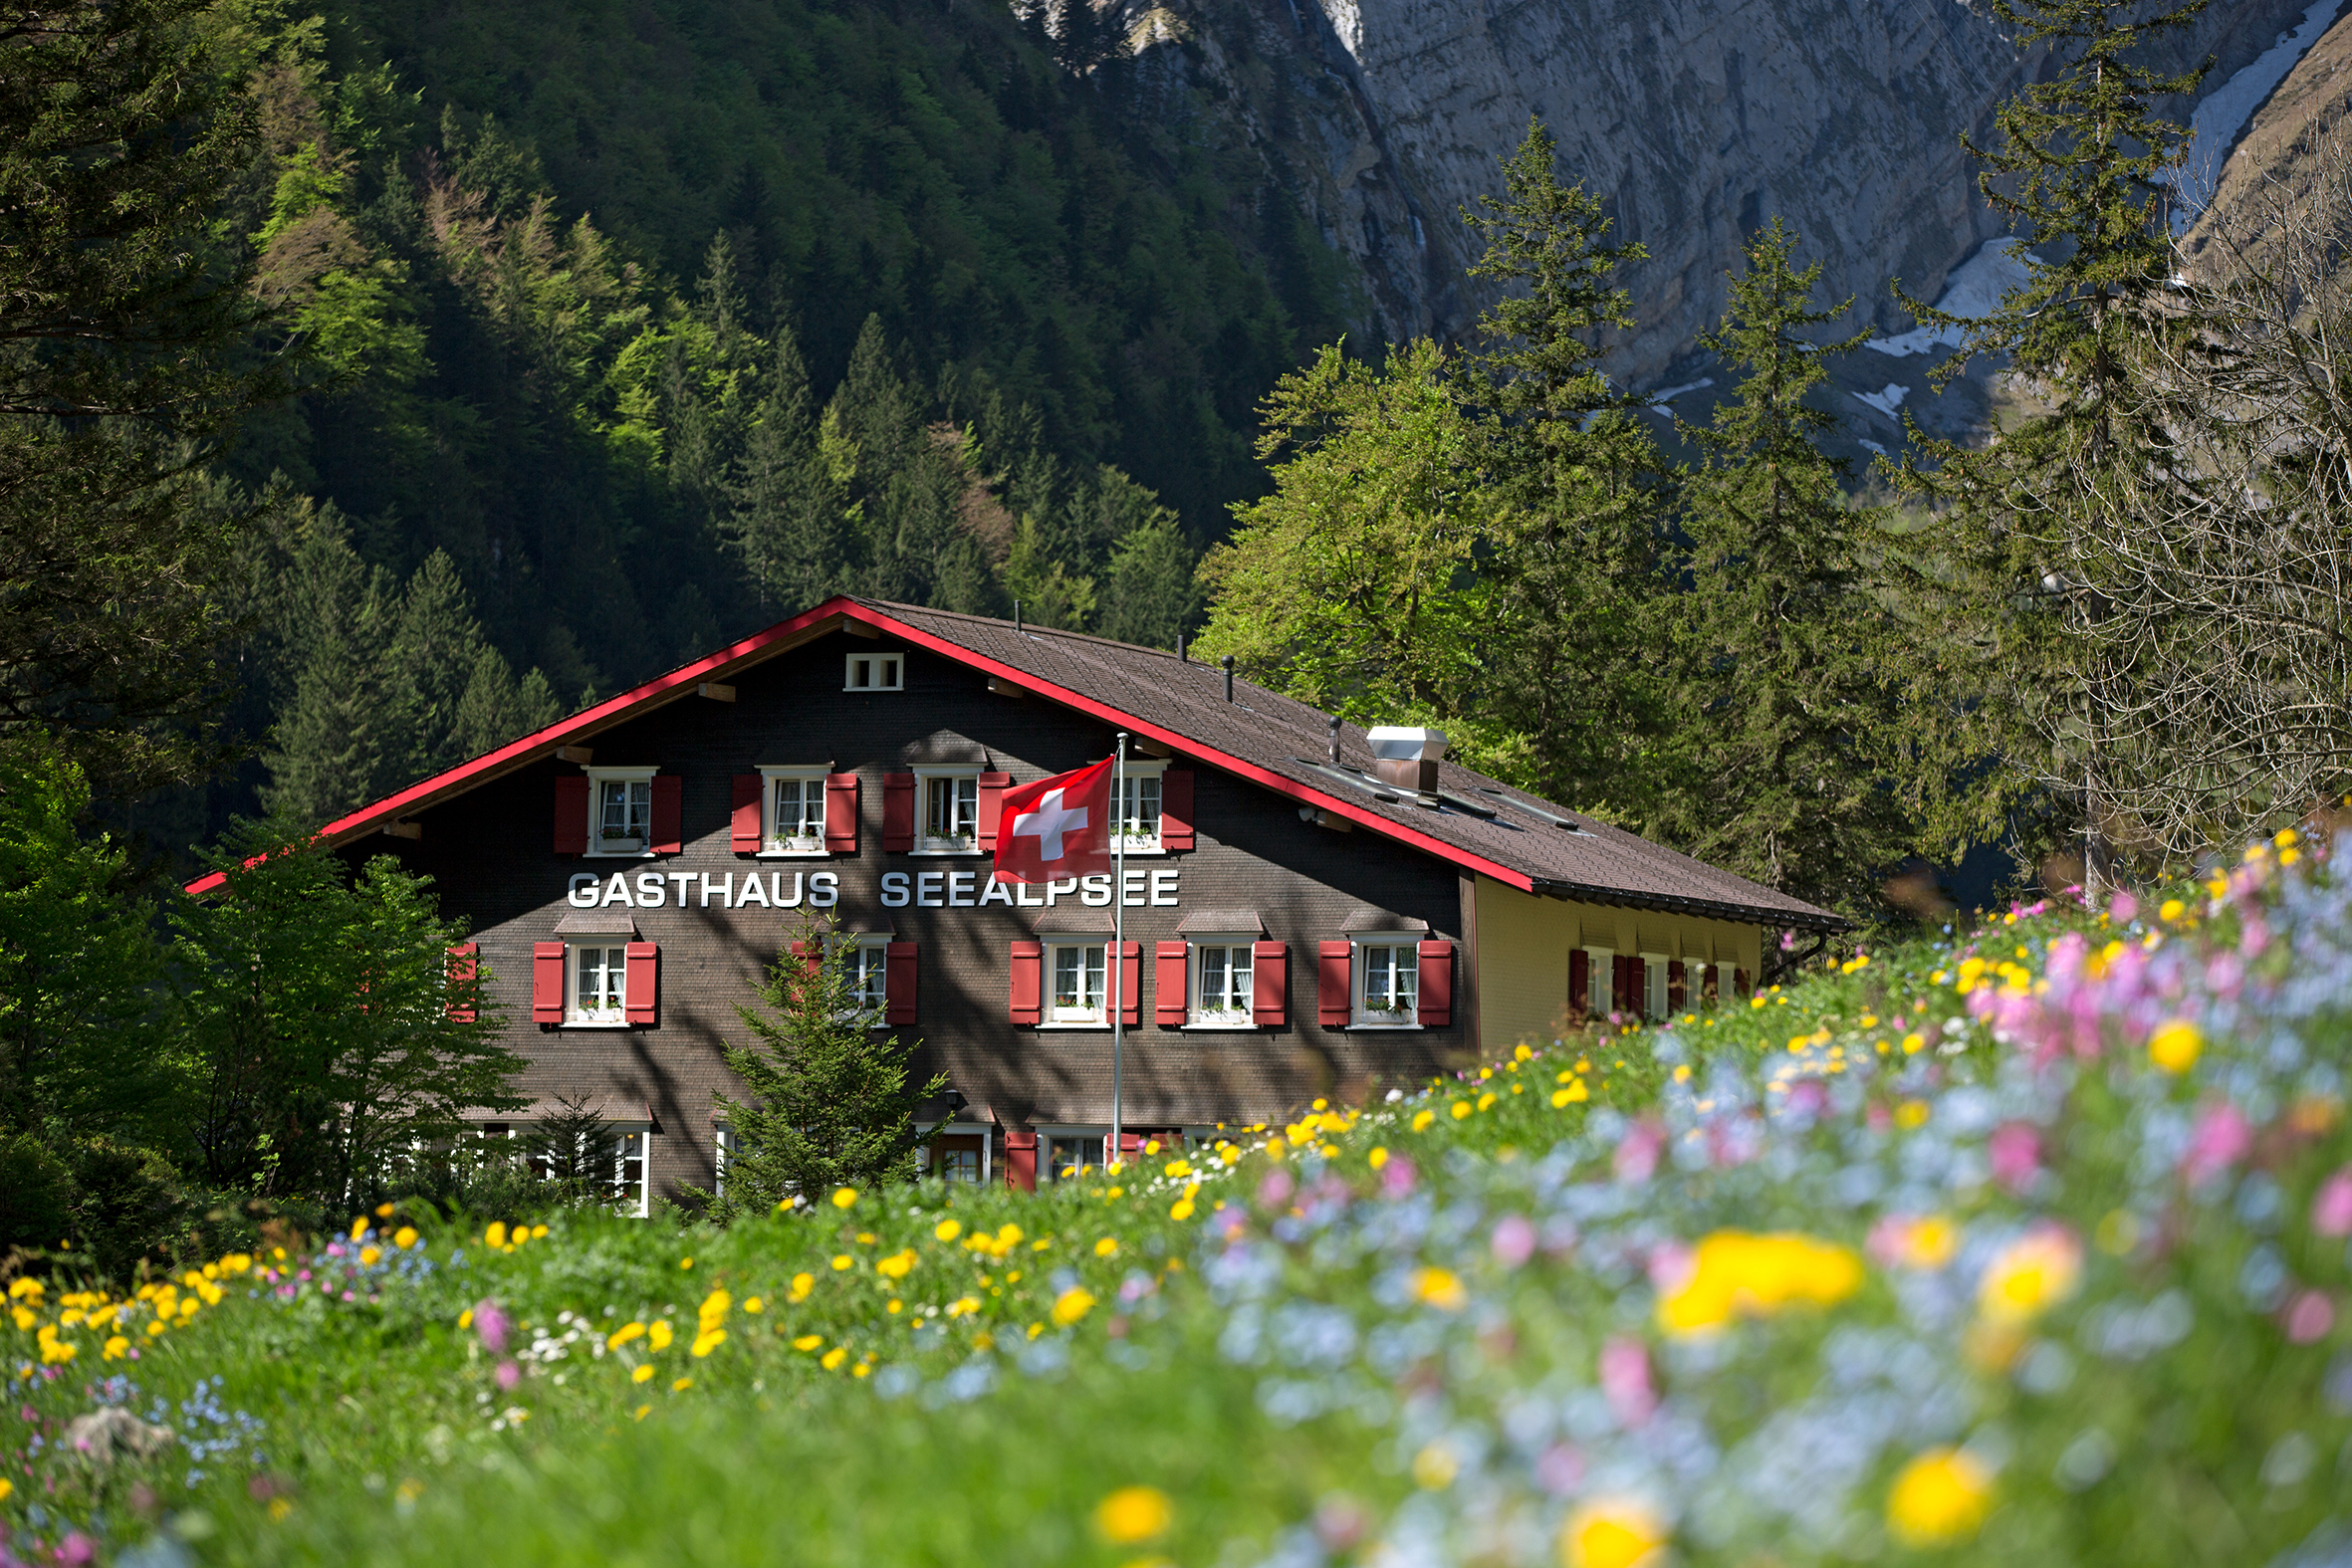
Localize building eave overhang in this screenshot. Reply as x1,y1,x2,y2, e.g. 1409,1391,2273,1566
182,596,1847,935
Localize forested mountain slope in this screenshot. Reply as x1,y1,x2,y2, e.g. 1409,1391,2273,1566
175,0,1353,841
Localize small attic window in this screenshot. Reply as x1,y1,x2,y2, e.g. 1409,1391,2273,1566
846,652,902,692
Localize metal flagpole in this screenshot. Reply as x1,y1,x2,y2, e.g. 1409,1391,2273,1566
1111,732,1127,1166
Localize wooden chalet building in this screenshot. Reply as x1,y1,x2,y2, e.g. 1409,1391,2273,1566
189,596,1843,1209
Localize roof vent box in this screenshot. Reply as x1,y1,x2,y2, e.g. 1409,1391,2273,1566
1365,726,1446,792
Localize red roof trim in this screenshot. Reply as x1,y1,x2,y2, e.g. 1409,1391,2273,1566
183,599,865,896
844,605,1540,893
185,595,1538,899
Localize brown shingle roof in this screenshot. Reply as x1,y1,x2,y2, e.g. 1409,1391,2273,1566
848,597,1847,933
186,592,1848,932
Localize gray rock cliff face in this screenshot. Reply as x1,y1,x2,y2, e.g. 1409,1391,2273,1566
1120,0,2314,386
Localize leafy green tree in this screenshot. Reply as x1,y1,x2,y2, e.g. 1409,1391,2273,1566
1890,0,2210,872
0,742,168,1139
689,914,945,1224
1663,219,1914,911
1455,119,1679,814
1197,338,1494,724
0,0,284,794
172,822,525,1208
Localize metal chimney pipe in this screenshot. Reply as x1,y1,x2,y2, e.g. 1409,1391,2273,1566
1222,654,1235,703
1176,633,1186,662
1014,600,1023,636
1327,713,1341,765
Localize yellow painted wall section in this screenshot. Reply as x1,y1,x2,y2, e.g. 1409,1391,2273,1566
1472,877,1764,1056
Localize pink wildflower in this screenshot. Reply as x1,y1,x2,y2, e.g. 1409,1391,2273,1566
2182,1103,2252,1187
2311,1170,2352,1238
1491,1215,1535,1268
1989,1123,2041,1194
494,1360,522,1392
473,1298,511,1354
2282,1291,2335,1344
1255,1167,1294,1210
2109,891,2138,924
1378,1153,1418,1200
1598,1335,1657,1428
1613,1120,1665,1184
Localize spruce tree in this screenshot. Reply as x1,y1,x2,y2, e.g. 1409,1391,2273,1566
731,328,854,610
688,914,945,1223
1890,0,2210,876
1666,218,1912,912
261,521,416,827
1459,119,1678,816
389,552,493,775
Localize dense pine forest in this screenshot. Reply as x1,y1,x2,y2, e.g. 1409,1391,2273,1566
156,0,1351,847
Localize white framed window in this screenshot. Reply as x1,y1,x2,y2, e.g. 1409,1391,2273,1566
1045,941,1106,1026
1041,1128,1107,1183
761,767,829,855
608,1127,650,1218
914,769,980,854
1112,762,1167,854
1354,940,1420,1027
1585,947,1615,1015
586,767,659,856
845,651,903,691
1644,956,1669,1022
1190,941,1256,1027
840,936,889,1021
569,944,629,1025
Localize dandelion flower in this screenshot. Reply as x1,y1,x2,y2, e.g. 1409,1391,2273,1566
934,1219,962,1242
1557,1498,1666,1568
393,1227,419,1249
831,1187,858,1210
1051,1286,1096,1326
632,1365,655,1384
1094,1237,1119,1258
359,1247,380,1267
1094,1485,1172,1544
821,1347,847,1370
1656,1232,1863,1337
671,1377,692,1392
792,1335,823,1352
2149,1017,2202,1073
483,1222,506,1249
1977,1226,2081,1326
1886,1448,1993,1545
647,1320,673,1351
1411,1267,1467,1311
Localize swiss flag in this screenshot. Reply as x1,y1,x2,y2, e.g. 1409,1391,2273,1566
992,758,1113,885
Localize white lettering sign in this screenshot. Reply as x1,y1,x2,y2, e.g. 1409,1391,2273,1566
561,867,1172,916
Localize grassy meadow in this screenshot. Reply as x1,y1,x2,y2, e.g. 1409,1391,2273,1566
9,835,2352,1567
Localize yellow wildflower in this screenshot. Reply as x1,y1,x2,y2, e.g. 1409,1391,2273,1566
1051,1286,1095,1326
2148,1017,2202,1073
483,1222,507,1249
1095,1485,1173,1544
1411,1267,1467,1311
606,1322,645,1351
1886,1448,1994,1545
1411,1444,1459,1489
1094,1237,1119,1258
646,1320,673,1351
792,1334,822,1351
1977,1227,2081,1326
1368,1147,1389,1170
788,1272,814,1302
821,1347,847,1371
393,1227,419,1249
831,1187,859,1209
1656,1232,1864,1337
1412,1109,1436,1132
1558,1498,1667,1568
631,1364,655,1384
934,1219,963,1242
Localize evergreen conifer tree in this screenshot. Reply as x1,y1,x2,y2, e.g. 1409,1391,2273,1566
261,520,416,827
453,645,564,761
1666,218,1912,912
1890,0,2210,877
1458,119,1678,816
688,914,945,1224
389,551,492,775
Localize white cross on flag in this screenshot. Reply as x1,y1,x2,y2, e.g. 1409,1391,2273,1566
993,757,1115,884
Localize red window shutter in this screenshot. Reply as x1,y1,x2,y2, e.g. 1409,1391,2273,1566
1154,941,1189,1026
1159,769,1195,850
1252,940,1288,1027
1569,949,1589,1014
445,943,479,1023
649,776,683,854
1668,961,1686,1012
976,772,1013,850
1616,956,1635,1014
532,942,566,1023
553,777,588,855
823,774,859,853
882,773,915,852
1317,941,1351,1027
1114,941,1141,1026
789,939,821,979
1417,940,1454,1027
624,941,659,1024
732,776,764,853
1004,1130,1038,1192
885,941,918,1025
1009,940,1043,1024
1734,967,1749,1002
